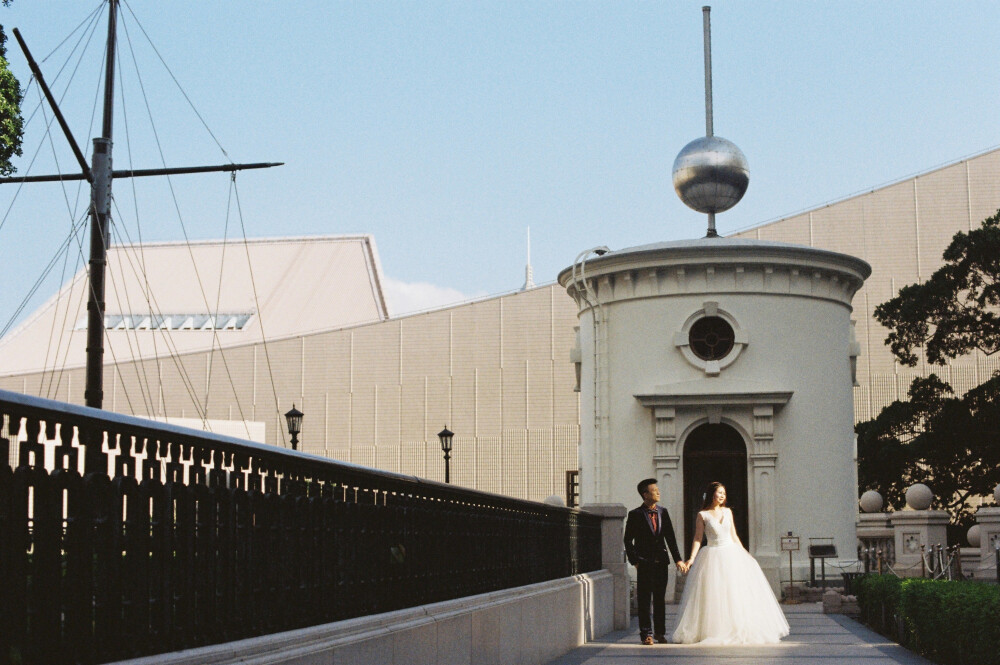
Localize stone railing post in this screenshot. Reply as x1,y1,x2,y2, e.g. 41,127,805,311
581,503,629,630
889,510,949,577
973,506,1000,580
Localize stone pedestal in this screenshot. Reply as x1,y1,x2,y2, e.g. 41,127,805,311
974,506,1000,580
581,503,630,630
889,510,949,577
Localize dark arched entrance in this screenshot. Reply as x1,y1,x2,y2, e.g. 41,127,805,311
682,423,749,558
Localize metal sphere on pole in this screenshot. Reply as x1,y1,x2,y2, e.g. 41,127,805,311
672,6,749,238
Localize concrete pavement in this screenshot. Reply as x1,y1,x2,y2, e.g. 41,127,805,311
544,603,934,665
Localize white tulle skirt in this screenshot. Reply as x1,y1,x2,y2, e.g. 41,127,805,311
671,541,790,645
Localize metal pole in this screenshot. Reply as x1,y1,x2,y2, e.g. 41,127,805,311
84,0,118,409
702,6,713,138
702,6,718,238
788,549,794,602
11,29,93,182
0,161,283,184
444,450,451,483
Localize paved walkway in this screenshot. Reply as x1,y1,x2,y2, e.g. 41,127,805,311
546,603,933,665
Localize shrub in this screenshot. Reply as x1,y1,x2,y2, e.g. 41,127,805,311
857,575,1000,665
856,573,905,637
900,579,1000,665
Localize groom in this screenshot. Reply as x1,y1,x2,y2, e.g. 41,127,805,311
624,478,686,645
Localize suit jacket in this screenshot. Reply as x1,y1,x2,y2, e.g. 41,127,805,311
624,503,682,567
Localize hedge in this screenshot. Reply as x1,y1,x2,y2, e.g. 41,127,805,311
856,574,1000,665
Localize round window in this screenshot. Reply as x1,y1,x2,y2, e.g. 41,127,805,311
688,316,735,361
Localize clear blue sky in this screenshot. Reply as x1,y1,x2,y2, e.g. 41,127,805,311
2,1,999,328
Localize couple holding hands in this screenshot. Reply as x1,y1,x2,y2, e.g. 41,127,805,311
623,478,789,646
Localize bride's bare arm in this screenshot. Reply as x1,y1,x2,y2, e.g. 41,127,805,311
685,513,705,567
728,508,744,548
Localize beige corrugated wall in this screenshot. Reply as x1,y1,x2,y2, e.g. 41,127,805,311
0,284,582,502
731,148,1000,422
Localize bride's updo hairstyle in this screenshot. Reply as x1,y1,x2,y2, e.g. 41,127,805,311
700,481,726,510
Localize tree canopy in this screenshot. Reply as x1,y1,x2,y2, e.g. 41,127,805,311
0,0,24,176
874,211,1000,366
857,373,1000,522
858,211,1000,521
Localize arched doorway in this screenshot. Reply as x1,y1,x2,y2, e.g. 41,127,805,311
682,423,749,558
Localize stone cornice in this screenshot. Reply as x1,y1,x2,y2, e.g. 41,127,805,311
634,388,792,409
559,239,871,313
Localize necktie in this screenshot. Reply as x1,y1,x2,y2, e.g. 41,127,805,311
649,509,658,533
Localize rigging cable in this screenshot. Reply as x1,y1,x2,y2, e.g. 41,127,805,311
232,176,288,447
56,202,139,417
37,2,104,67
1,4,103,235
1,211,87,340
113,23,171,422
118,12,271,440
40,215,88,400
201,174,259,439
103,42,158,415
121,0,231,161
111,218,210,422
33,82,93,396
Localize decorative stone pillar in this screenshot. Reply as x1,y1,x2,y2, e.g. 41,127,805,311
889,510,949,577
652,406,683,602
750,405,779,587
973,506,1000,580
580,503,630,630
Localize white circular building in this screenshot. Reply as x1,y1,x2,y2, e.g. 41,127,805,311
559,237,870,590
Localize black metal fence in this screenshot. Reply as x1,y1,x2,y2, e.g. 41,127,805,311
0,389,602,665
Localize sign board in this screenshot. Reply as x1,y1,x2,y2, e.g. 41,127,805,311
780,535,799,552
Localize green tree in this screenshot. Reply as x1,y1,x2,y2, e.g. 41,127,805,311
0,0,24,176
858,211,1000,521
875,211,1000,366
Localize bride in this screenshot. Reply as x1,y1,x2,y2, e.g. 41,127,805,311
671,482,789,645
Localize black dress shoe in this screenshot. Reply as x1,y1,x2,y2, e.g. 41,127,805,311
654,635,669,644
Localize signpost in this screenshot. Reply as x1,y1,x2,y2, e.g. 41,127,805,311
781,532,800,604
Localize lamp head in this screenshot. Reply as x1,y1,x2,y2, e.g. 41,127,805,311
284,404,304,436
437,426,454,453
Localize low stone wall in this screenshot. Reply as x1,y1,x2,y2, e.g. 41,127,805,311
822,588,860,616
108,571,615,665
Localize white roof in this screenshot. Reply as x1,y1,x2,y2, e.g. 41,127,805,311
0,235,389,376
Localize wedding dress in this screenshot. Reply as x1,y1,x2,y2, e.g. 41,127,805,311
671,508,790,645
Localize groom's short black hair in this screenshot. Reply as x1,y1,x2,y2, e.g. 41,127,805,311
637,478,658,497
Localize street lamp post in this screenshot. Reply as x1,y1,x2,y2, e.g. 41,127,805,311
438,426,454,483
285,405,303,451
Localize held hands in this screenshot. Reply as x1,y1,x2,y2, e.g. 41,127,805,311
675,561,690,574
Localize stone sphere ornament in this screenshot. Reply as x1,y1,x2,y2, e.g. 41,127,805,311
672,135,750,214
543,494,566,507
905,483,933,510
859,490,884,513
968,524,982,548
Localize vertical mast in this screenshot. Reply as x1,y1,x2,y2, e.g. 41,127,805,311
84,0,117,409
702,5,717,237
702,6,713,138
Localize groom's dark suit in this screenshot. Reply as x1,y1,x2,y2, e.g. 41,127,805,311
624,503,682,640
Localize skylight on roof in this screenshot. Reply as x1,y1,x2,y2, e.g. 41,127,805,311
74,313,254,332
